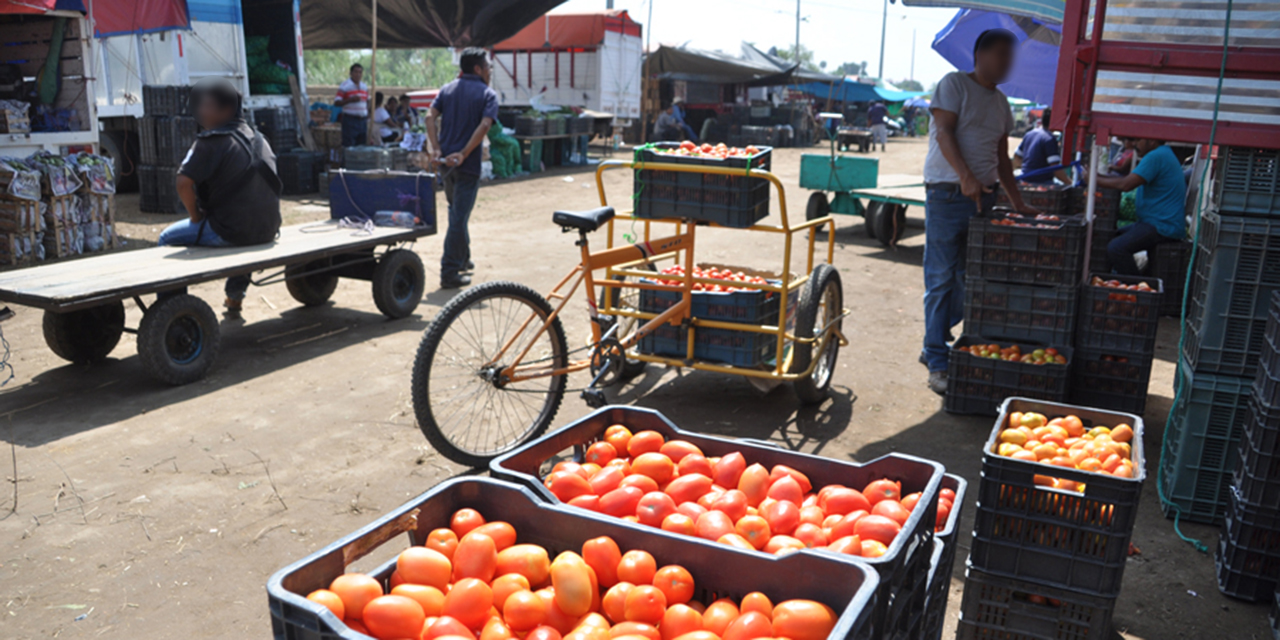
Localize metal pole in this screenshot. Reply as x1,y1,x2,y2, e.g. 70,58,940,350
1082,138,1101,282
646,0,653,54
878,0,887,78
795,0,800,61
367,0,378,143
910,29,916,80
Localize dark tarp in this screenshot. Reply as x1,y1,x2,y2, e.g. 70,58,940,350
0,0,84,14
93,0,189,37
739,43,841,83
300,0,569,49
645,44,796,87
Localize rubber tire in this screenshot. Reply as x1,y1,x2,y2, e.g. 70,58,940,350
42,302,126,364
285,261,339,306
597,274,649,382
873,203,907,247
864,201,883,239
806,191,831,221
790,263,843,403
98,129,140,193
412,280,568,466
372,249,425,319
137,294,220,385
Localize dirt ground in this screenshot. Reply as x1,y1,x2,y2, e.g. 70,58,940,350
0,138,1272,639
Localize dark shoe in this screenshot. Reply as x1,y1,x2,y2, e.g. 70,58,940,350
462,260,475,273
919,351,928,367
223,298,243,320
440,274,472,289
928,371,948,396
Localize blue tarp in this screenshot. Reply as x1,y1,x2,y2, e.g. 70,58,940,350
875,87,928,102
793,79,881,103
902,0,1063,25
189,0,241,24
931,9,1061,105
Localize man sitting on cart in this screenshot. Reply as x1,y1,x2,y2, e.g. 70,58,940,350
159,77,283,319
1094,139,1186,275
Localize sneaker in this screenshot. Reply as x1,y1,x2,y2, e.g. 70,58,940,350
440,274,472,289
928,370,948,396
463,260,475,273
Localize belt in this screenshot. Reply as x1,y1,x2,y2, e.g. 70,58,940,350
925,181,999,194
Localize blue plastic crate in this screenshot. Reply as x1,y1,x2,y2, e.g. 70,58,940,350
328,170,436,233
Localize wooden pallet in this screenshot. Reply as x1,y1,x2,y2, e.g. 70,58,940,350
42,193,116,259
0,228,39,266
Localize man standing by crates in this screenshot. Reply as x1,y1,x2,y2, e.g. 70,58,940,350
868,101,889,152
920,29,1037,395
336,63,370,147
427,48,499,289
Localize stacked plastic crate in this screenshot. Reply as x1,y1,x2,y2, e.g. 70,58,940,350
957,398,1146,639
138,85,196,214
1216,292,1280,602
1070,274,1163,414
1163,147,1280,525
947,187,1083,415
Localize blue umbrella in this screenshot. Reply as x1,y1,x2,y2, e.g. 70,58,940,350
931,9,1061,105
905,97,931,108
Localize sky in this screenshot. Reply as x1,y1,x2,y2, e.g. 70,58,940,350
554,0,965,88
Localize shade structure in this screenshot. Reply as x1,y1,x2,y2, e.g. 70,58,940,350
931,9,1061,105
645,44,796,87
903,0,1064,25
493,9,640,51
301,0,569,49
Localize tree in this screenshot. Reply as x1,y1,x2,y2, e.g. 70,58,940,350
833,61,868,77
303,48,457,88
771,44,820,72
895,79,924,92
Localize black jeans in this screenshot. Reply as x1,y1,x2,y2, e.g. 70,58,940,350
341,114,367,147
1107,222,1166,276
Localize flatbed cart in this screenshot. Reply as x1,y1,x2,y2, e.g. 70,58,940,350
836,126,874,153
800,148,926,247
0,222,431,385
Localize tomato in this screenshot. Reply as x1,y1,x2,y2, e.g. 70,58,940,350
871,500,911,526
701,598,739,635
617,550,657,584
579,612,611,631
862,479,901,506
827,534,861,555
527,626,563,640
586,465,624,495
491,574,530,610
860,539,888,558
452,532,498,582
661,604,704,640
769,465,812,493
482,618,515,640
552,462,590,479
736,463,771,507
761,499,801,535
442,578,494,630
392,584,445,617
502,590,545,631
549,552,594,617
610,622,662,640
792,523,829,548
632,453,676,485
712,452,747,488
696,488,724,510
343,619,371,636
677,454,714,478
329,573,383,621
427,528,460,560
623,585,667,625
619,474,661,495
637,491,679,527
585,442,618,466
710,489,749,522
537,589,580,634
766,475,804,504
665,473,713,505
568,494,601,511
661,513,696,535
600,486,646,518
547,471,594,503
722,610,773,640
652,564,695,604
735,514,772,549
427,616,478,640
854,514,901,545
628,431,666,457
798,505,825,527
900,492,922,512
601,582,634,623
307,589,345,619
660,440,703,463
491,544,547,589
717,532,756,551
672,632,721,640
694,510,736,541
363,594,426,640
676,501,708,521
771,600,837,640
739,592,772,619
451,509,486,538
582,536,623,588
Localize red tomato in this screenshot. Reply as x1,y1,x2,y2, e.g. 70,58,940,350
694,510,736,541
627,431,665,457
702,599,739,635
617,550,657,585
453,532,498,582
601,582,634,623
363,595,426,640
307,589,345,619
761,499,801,535
443,578,494,629
471,522,517,551
528,626,563,640
871,500,911,526
676,501,708,521
660,440,704,463
581,536,623,588
623,585,667,625
451,509,486,538
426,616,477,640
765,535,806,555
798,505,825,527
737,463,771,507
820,488,872,515
610,622,662,640
771,600,837,640
735,514,772,550
900,492,922,512
769,465,813,493
827,534,862,555
636,491,678,527
568,494,601,512
766,475,804,504
829,510,867,539
677,454,714,478
792,523,829,548
426,528,459,560
632,453,676,485
853,514,902,545
665,474,713,505
712,452,747,488
722,611,772,640
600,486,645,518
862,479,902,506
710,489,749,522
652,564,695,604
547,471,593,503
490,575,528,611
604,425,633,455
661,513,696,535
585,442,618,466
329,573,382,621
619,474,661,494
660,605,704,640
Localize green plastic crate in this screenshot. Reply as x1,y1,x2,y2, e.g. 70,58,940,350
799,153,878,192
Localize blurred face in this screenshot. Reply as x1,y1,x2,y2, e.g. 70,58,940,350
1134,139,1161,154
472,57,491,84
196,94,233,130
350,67,364,84
975,40,1015,85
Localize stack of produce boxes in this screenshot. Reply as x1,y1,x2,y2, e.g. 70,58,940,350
948,186,1083,415
1070,274,1163,415
958,398,1145,639
1217,292,1280,602
1163,146,1280,525
0,159,42,265
138,85,197,214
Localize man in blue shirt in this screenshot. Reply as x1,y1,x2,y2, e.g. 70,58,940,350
1014,108,1068,184
670,98,698,143
1096,139,1186,275
868,101,888,152
428,48,500,289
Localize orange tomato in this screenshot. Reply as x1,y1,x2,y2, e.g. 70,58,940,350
827,534,862,555
740,592,773,619
820,487,872,515
589,465,627,495
490,574,529,610
860,539,888,557
494,544,550,586
552,462,590,479
396,546,453,590
761,499,801,535
710,489,750,522
701,598,739,635
1110,423,1133,443
696,488,724,511
547,471,595,502
792,522,829,548
672,632,721,640
632,453,676,485
676,502,708,521
601,582,634,623
677,454,714,478
617,550,657,584
610,622,662,640
568,495,601,512
451,509,486,538
722,610,772,640
712,452,747,488
628,431,666,457
585,441,618,466
581,536,623,588
329,573,383,621
363,594,427,640
769,465,813,493
766,475,804,504
737,463,771,507
343,619,371,636
481,618,516,640
862,479,901,505
623,585,667,625
537,589,580,634
619,475,661,495
453,532,498,582
528,625,564,640
472,522,518,551
306,589,345,619
660,440,704,463
600,486,646,518
392,584,445,617
694,510,736,541
443,578,494,630
661,513,697,536
550,552,595,617
871,500,910,526
426,616,478,640
717,532,756,551
798,505,826,527
637,491,679,527
652,565,695,604
426,528,460,560
771,600,837,640
660,604,704,640
604,425,633,452
853,514,901,545
1079,457,1103,472
665,474,714,505
503,590,546,631
765,534,806,555
735,514,772,549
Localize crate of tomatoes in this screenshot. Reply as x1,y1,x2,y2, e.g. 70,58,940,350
920,474,967,640
969,398,1145,597
490,405,947,640
967,211,1086,286
633,142,772,229
267,477,879,640
1077,274,1163,354
944,337,1072,416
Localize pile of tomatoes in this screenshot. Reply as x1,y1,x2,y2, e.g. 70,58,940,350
651,266,771,293
1089,276,1155,304
306,509,839,640
541,425,954,559
955,343,1068,366
989,217,1062,229
655,141,763,159
993,411,1137,491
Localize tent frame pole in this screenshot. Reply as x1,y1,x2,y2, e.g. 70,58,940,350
367,0,378,143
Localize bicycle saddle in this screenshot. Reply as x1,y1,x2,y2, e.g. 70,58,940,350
553,206,615,232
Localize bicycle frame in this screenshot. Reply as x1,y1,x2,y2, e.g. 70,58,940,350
490,159,844,385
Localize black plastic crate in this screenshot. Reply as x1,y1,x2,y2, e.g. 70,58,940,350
1149,238,1192,317
138,116,159,165
1216,147,1280,218
1235,398,1280,508
922,474,967,640
1271,590,1279,640
970,397,1145,597
956,567,1115,640
138,165,181,214
254,106,298,134
1215,493,1280,603
963,278,1077,345
638,265,797,326
278,151,321,195
267,477,880,640
1184,210,1280,377
1076,273,1163,353
154,116,198,166
1068,186,1121,225
1257,292,1280,408
490,405,943,640
142,84,189,116
1088,226,1117,276
638,323,779,367
996,183,1071,216
945,336,1073,416
633,143,772,228
1160,358,1252,525
1069,346,1154,415
967,213,1086,286
514,115,546,137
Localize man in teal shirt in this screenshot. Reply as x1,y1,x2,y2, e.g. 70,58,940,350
1096,139,1186,275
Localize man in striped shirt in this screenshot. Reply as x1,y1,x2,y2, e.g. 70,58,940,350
335,63,369,147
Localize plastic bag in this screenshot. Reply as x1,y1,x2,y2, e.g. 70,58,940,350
0,157,41,201
72,153,116,194
27,152,82,196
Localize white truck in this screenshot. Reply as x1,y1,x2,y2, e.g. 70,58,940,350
0,7,99,156
489,10,642,125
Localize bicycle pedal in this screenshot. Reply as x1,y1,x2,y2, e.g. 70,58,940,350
580,388,608,409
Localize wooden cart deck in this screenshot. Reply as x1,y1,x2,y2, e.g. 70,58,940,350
0,222,431,312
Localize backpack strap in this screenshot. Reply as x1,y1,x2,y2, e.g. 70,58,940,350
228,127,283,196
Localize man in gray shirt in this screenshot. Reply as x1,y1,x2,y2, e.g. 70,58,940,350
920,29,1037,395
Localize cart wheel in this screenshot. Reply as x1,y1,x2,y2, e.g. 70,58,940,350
412,280,568,466
872,203,907,247
863,201,883,239
806,192,831,221
137,294,220,385
790,263,843,403
372,249,425,319
285,261,339,306
597,274,649,383
42,302,126,364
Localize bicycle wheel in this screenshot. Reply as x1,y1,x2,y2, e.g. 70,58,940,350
790,263,843,403
597,271,650,382
412,281,568,466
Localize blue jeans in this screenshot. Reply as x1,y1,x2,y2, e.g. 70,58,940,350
158,219,251,301
341,114,367,147
441,171,480,281
922,186,996,372
1107,221,1165,276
